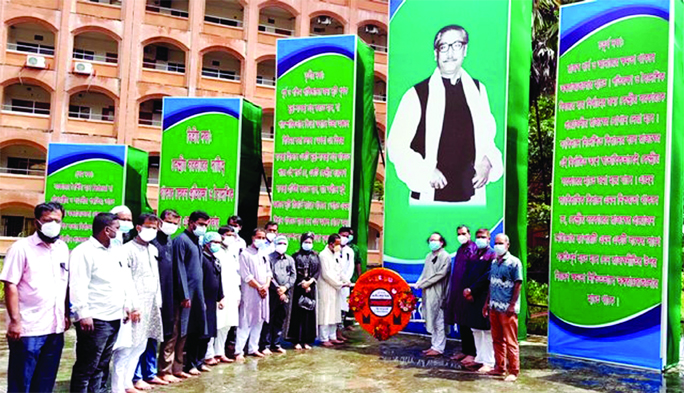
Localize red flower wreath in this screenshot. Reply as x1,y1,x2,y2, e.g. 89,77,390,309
396,290,417,313
373,320,391,341
348,288,369,313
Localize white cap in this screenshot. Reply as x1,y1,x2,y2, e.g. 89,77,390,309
110,205,132,216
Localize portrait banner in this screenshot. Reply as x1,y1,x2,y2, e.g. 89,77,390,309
45,144,151,249
385,0,531,338
159,98,258,234
549,0,683,370
272,35,378,260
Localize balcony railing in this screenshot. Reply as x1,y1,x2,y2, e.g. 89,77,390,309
73,52,118,64
202,68,241,81
2,104,50,116
143,61,186,74
87,0,122,5
261,130,274,139
370,43,388,53
68,112,114,122
139,118,162,127
6,42,55,56
374,94,387,102
258,25,294,36
256,76,276,87
0,167,44,176
204,14,243,28
145,4,189,18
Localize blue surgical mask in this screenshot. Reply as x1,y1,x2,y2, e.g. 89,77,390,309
475,238,489,249
302,242,313,251
428,241,441,251
494,244,507,256
210,243,222,254
348,235,354,242
119,220,134,234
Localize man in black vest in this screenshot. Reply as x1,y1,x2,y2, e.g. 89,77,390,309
387,24,503,203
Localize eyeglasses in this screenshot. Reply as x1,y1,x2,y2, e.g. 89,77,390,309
437,41,466,53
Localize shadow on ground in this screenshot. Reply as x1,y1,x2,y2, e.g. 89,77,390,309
0,327,682,393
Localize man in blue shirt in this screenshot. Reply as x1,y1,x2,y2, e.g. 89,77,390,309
483,233,522,382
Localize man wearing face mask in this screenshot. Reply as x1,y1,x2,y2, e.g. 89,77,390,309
259,235,296,355
460,228,495,372
234,229,272,362
70,213,140,393
415,232,451,357
112,213,163,393
170,211,209,378
1,202,69,393
483,234,523,382
318,234,351,348
443,225,478,364
110,206,135,247
261,221,279,256
337,227,355,339
185,232,224,375
227,216,246,254
154,210,188,384
205,227,240,364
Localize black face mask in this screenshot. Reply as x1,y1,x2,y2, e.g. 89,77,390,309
36,230,59,244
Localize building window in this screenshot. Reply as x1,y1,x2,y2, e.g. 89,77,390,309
69,105,91,119
148,155,160,184
1,216,32,237
9,99,50,115
73,48,95,61
5,157,45,176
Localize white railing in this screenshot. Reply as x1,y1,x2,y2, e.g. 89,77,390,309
202,68,241,81
145,4,189,18
68,112,114,122
73,52,118,64
374,94,387,102
204,14,243,28
370,43,388,53
139,118,162,127
143,61,185,74
261,130,274,139
2,104,50,116
6,42,55,56
0,167,44,176
88,0,122,5
258,25,294,36
256,76,276,87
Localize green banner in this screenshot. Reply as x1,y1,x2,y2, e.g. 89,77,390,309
549,0,683,370
45,144,149,249
159,98,245,231
385,0,530,337
272,35,376,255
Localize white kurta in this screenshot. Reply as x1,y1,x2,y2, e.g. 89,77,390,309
318,247,343,325
339,246,355,313
216,246,241,329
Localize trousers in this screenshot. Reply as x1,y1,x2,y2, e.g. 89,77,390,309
472,329,495,367
70,319,120,393
7,333,64,393
318,324,337,342
111,340,147,393
429,309,446,354
490,310,520,376
158,308,186,376
234,321,264,356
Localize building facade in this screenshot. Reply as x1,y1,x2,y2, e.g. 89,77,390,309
0,0,387,264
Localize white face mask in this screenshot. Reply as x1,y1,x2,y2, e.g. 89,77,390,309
223,236,236,247
139,227,158,243
119,220,134,234
160,222,178,236
193,225,207,237
475,238,489,249
340,236,349,246
254,239,266,249
39,221,61,238
457,235,469,245
494,244,508,256
115,231,123,244
275,244,288,255
302,242,313,251
234,226,241,233
266,232,276,242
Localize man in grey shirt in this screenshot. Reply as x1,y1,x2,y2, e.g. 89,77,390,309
259,235,296,355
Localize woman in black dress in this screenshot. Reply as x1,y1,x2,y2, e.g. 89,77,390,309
285,232,320,350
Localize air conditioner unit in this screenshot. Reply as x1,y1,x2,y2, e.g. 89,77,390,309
26,55,46,69
365,25,379,35
74,61,94,75
317,16,332,25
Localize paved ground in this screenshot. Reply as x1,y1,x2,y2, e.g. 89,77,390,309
1,325,683,393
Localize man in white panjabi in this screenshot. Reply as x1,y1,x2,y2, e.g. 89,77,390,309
318,234,351,347
387,24,503,205
205,226,241,364
111,214,163,393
